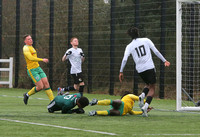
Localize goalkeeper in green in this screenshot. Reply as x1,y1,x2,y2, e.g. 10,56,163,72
47,93,89,114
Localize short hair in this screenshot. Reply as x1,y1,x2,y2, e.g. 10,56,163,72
23,34,31,41
78,96,89,108
127,26,140,39
70,37,78,43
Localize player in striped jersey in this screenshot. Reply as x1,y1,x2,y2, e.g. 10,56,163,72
119,27,170,117
22,35,54,105
89,91,152,116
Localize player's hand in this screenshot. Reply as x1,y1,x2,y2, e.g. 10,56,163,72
147,107,153,113
66,51,72,56
119,72,124,83
164,61,170,67
80,52,85,57
43,58,49,63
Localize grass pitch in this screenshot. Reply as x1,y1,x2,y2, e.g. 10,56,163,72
0,88,200,137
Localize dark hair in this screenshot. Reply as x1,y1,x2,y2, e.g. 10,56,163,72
78,96,89,108
23,34,31,40
121,91,132,99
127,26,140,39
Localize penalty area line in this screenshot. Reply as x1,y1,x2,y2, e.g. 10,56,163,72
0,118,117,136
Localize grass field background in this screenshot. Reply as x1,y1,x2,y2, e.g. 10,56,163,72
0,88,200,137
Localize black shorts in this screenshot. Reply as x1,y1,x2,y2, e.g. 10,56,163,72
71,73,84,84
139,68,156,85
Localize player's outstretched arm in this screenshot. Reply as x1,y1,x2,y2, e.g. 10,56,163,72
129,110,143,115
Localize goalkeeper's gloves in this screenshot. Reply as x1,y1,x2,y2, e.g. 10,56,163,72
66,51,72,56
80,52,85,57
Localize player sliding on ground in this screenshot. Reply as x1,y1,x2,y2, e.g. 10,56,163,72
47,92,89,114
119,26,170,117
89,91,153,116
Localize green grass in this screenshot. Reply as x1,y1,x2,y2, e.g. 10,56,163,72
0,88,200,137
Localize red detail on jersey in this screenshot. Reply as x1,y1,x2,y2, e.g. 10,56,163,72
74,95,77,97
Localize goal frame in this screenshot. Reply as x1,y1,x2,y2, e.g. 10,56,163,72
176,0,200,111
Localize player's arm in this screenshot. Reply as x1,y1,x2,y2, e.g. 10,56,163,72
80,53,85,62
148,39,170,67
129,110,143,115
62,51,72,62
119,46,130,82
128,94,146,103
129,107,153,115
23,46,43,62
61,106,74,114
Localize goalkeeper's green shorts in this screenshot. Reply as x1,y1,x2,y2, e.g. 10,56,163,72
27,67,47,84
110,101,124,116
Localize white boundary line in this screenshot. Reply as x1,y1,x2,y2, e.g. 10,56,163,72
0,118,117,136
133,134,200,136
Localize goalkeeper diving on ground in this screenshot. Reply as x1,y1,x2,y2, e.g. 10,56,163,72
47,92,89,114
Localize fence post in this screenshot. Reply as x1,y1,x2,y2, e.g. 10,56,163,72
67,0,73,86
15,0,20,88
133,0,140,95
49,0,54,88
0,0,2,60
0,57,13,88
88,0,93,93
159,0,166,99
9,57,13,88
109,0,115,95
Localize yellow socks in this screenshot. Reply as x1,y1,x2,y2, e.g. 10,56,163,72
97,100,112,105
27,87,36,96
96,110,109,116
44,88,54,101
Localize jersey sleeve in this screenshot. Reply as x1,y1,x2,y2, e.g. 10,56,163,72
120,45,131,72
147,39,166,62
129,110,143,115
128,94,146,103
128,94,139,101
23,46,43,62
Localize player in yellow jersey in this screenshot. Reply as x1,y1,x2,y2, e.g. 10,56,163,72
89,91,152,116
22,34,54,105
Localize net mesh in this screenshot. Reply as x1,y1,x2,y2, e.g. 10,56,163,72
181,1,200,106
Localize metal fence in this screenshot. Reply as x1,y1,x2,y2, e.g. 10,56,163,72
0,0,176,98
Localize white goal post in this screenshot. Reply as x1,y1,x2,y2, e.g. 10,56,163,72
0,57,13,88
176,0,200,111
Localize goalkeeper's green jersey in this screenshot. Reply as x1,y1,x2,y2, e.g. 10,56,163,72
48,93,81,113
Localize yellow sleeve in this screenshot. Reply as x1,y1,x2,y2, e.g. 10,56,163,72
23,46,43,62
128,94,139,101
128,94,146,103
129,110,143,115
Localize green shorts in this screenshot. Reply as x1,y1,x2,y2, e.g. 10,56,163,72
110,101,124,116
27,67,47,84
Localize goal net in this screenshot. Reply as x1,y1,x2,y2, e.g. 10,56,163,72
176,0,200,111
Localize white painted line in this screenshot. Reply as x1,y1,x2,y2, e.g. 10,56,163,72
133,134,200,136
0,118,117,136
0,94,49,100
